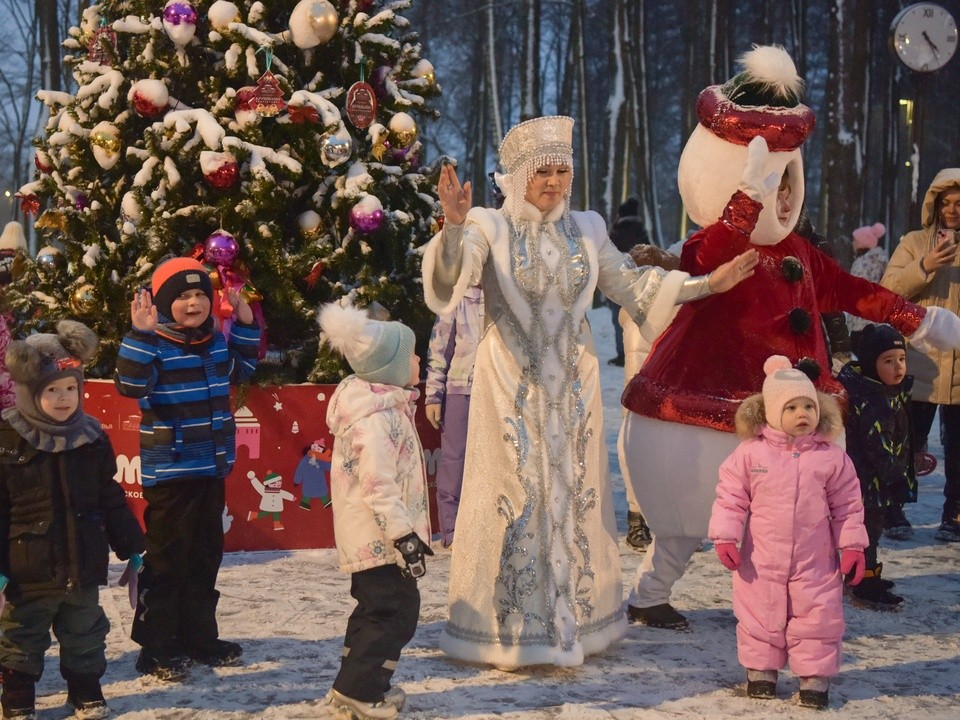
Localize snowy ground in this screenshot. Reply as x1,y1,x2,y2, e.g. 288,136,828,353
32,307,960,718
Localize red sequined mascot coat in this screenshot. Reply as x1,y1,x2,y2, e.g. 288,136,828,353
617,47,952,618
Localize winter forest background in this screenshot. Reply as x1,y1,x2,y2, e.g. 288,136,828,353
0,0,958,267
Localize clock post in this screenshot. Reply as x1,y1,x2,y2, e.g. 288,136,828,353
890,2,958,224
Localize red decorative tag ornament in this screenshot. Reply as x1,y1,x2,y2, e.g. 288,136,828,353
88,25,117,65
346,81,377,129
253,71,286,117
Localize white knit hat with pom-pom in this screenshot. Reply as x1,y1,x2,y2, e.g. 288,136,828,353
762,355,818,430
317,302,415,387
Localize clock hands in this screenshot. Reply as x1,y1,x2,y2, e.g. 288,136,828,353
922,30,941,58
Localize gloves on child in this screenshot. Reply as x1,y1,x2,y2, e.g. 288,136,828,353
119,553,144,609
738,136,781,203
840,548,865,585
393,532,434,579
714,542,741,571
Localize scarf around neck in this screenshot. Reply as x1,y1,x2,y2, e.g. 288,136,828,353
2,391,103,453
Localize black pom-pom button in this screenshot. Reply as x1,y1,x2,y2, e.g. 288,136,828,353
796,357,821,381
788,308,812,334
781,256,804,282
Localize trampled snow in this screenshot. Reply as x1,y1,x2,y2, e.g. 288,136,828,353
33,307,960,718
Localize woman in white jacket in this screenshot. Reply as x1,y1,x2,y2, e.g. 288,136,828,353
318,303,431,720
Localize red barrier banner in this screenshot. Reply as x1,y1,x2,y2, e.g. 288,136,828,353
83,379,441,551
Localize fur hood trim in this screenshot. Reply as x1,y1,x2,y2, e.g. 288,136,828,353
735,391,842,440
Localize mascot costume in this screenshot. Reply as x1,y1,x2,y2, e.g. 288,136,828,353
619,45,960,629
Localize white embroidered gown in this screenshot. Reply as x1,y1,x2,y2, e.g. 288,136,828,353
422,199,690,667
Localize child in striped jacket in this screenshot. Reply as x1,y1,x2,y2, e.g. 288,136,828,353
114,257,260,681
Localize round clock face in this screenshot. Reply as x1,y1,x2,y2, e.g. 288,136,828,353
891,2,958,72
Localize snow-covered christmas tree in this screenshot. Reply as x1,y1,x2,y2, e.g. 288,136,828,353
10,0,441,382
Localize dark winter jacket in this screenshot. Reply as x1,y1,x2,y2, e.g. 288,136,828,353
114,320,260,487
0,421,145,600
837,362,917,508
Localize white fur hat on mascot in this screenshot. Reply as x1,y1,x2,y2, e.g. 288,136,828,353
678,45,815,246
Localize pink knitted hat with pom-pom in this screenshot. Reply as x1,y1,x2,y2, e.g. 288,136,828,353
762,355,818,430
851,222,885,252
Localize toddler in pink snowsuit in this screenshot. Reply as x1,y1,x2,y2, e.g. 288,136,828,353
709,355,868,710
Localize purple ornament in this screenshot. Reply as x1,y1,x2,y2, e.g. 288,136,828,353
371,65,392,99
204,230,239,266
163,2,198,25
349,204,384,234
75,193,90,211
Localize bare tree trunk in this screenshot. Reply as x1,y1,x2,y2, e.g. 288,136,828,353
519,0,541,120
37,0,62,92
570,0,589,211
601,0,627,223
467,16,489,204
485,0,502,145
626,0,662,246
819,0,871,263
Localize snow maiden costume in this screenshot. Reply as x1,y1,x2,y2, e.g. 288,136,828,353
619,46,960,629
422,116,724,668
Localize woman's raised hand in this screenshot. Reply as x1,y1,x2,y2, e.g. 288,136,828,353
130,288,158,333
708,249,760,294
438,164,472,226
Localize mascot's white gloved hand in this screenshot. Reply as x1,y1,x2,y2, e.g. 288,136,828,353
909,306,960,354
738,136,781,203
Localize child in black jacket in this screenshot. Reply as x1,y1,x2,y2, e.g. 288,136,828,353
837,324,915,611
0,320,145,719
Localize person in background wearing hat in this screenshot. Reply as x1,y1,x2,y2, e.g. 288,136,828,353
846,223,890,348
423,115,757,669
709,355,867,710
881,169,960,543
114,256,260,681
0,321,145,719
0,221,28,412
317,302,431,720
837,324,914,611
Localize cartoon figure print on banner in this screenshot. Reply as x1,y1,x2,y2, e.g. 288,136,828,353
247,471,296,531
293,438,333,509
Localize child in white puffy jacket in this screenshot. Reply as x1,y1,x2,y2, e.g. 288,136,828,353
317,302,431,720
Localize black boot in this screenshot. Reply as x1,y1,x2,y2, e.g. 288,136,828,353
936,509,960,542
625,511,652,551
882,504,913,540
850,568,904,611
62,667,109,719
187,639,243,667
1,666,38,719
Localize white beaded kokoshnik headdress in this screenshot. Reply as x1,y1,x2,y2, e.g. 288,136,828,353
495,115,574,216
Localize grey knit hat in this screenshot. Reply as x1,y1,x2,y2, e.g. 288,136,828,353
318,302,416,387
6,320,98,401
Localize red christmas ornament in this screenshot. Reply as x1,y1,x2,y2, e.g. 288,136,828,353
288,105,320,124
346,81,377,129
34,153,52,174
305,261,325,289
204,160,239,189
17,194,40,218
132,89,167,117
252,71,286,117
88,25,117,65
235,86,257,112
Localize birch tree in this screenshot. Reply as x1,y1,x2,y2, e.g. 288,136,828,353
520,0,541,120
818,0,872,262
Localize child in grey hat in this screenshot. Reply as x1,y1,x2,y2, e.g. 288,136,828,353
0,320,145,719
318,302,431,720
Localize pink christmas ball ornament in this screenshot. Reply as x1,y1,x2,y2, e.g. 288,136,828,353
130,79,169,118
204,230,239,266
349,196,385,234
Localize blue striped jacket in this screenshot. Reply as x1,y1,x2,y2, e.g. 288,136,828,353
114,321,260,487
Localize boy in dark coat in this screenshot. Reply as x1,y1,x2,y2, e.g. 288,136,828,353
837,324,916,610
0,321,145,719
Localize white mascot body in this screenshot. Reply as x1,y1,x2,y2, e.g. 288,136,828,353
618,46,954,625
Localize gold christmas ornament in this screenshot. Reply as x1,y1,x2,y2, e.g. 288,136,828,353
411,59,436,86
69,283,98,316
387,112,418,149
90,121,122,170
35,211,68,233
